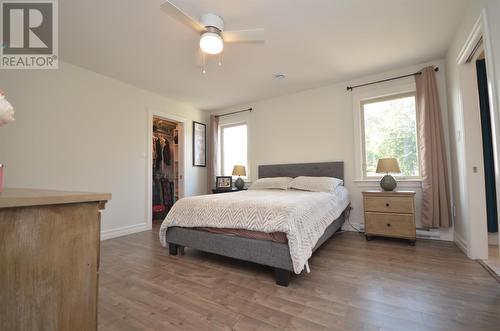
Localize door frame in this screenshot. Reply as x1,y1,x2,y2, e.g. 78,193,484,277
456,10,500,258
146,109,187,229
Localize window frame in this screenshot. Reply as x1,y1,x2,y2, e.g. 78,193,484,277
219,121,248,178
359,91,422,180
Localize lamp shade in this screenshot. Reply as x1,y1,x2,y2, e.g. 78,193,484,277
232,165,246,177
376,158,400,174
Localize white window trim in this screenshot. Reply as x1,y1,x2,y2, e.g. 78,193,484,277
353,179,422,189
352,79,422,185
361,91,422,180
218,111,250,180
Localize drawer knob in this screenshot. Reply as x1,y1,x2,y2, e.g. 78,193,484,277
386,223,391,227
386,203,390,207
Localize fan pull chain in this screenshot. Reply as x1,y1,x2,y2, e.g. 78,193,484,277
218,52,223,66
202,52,207,74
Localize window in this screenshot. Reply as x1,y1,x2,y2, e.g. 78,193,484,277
220,123,248,178
361,92,420,178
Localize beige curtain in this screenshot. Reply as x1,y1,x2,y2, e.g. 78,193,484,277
416,67,451,228
207,115,220,192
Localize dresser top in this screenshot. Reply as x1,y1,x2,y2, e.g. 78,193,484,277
362,190,415,196
0,188,111,208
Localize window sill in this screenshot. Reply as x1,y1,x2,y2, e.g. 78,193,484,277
353,179,422,188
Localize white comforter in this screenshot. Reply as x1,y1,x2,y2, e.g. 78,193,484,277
159,187,350,274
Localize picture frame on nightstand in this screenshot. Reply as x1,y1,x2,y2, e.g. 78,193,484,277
215,176,232,190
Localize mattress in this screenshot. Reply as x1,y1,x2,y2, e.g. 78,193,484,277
195,227,288,243
160,186,350,273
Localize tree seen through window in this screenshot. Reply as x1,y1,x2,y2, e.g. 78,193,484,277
363,94,420,177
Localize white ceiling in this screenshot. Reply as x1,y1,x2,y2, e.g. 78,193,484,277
60,0,470,110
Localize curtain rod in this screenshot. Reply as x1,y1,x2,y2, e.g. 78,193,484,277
215,107,252,118
346,67,439,91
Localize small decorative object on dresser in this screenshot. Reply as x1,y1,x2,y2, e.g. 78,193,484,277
0,90,15,191
0,164,3,193
232,165,246,190
215,176,232,190
363,190,416,245
0,90,15,127
376,158,400,191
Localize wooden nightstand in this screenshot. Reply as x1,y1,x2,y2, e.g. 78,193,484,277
362,190,416,245
212,188,248,194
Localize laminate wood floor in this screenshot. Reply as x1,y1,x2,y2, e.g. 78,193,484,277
485,245,500,277
98,226,500,331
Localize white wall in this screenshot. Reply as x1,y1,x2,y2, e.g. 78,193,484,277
445,0,500,257
485,1,500,112
213,59,453,241
0,61,208,238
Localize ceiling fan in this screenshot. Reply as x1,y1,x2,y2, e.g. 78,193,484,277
160,0,265,73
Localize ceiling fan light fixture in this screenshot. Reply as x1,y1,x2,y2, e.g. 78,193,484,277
199,32,223,55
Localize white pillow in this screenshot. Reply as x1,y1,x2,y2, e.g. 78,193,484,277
289,176,343,192
249,177,293,190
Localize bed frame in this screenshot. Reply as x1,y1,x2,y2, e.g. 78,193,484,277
166,161,347,286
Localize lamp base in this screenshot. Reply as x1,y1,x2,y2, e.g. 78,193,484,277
235,177,245,190
380,174,397,191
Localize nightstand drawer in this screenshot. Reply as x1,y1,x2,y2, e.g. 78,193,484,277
365,212,415,238
364,196,413,214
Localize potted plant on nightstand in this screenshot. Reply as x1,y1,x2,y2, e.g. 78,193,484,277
0,89,16,192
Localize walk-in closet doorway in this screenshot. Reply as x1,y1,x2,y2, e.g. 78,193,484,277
147,110,187,227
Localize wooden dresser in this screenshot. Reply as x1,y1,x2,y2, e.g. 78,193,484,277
362,190,416,245
0,188,111,331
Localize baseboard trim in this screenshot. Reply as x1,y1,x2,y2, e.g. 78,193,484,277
101,222,151,240
343,222,448,241
477,260,500,283
454,231,468,255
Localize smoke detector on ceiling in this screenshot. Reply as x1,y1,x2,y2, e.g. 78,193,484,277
274,73,286,80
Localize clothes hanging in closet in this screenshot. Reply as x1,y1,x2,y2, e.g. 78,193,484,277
152,131,175,219
163,139,171,166
155,137,162,171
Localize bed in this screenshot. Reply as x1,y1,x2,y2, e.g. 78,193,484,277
160,162,350,286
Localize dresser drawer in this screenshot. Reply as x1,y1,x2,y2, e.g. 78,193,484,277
364,196,413,214
365,212,416,239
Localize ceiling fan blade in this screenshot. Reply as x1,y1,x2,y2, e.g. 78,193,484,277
222,29,265,43
160,1,205,33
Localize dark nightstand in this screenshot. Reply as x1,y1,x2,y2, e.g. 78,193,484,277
212,188,248,194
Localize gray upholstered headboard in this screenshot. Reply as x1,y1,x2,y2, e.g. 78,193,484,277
258,162,344,180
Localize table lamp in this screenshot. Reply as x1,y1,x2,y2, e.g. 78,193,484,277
232,165,246,190
376,158,400,191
